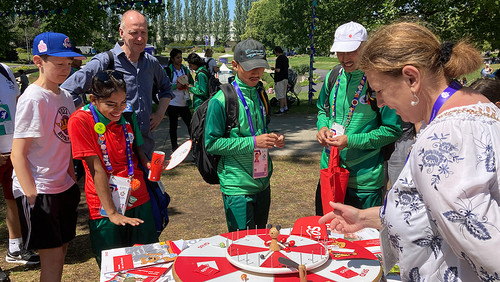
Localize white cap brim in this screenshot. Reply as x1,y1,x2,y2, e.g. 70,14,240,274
330,41,362,53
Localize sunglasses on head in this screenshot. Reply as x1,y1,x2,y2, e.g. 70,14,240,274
95,70,124,83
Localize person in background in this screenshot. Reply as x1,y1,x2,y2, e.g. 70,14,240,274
205,39,285,232
316,21,402,212
61,10,173,159
70,47,83,76
187,53,210,110
470,77,500,108
0,63,40,282
272,46,289,115
11,31,84,282
68,70,157,267
320,22,499,280
204,48,219,76
18,70,29,94
165,49,194,152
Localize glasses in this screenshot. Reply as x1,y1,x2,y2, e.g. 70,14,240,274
95,70,124,84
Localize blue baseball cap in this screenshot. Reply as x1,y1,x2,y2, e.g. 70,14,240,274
33,32,86,60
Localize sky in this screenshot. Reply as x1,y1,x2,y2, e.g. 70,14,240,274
228,0,236,19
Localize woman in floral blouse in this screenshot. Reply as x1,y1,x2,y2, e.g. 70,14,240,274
320,22,500,281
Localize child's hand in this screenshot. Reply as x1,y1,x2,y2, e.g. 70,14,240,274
255,134,278,148
271,133,285,148
108,212,144,226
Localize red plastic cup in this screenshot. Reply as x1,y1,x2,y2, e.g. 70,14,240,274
148,151,165,182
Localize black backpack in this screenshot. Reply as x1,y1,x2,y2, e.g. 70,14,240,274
190,82,270,184
198,68,221,98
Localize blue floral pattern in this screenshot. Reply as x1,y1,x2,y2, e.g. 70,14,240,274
393,178,424,225
418,133,464,190
443,190,493,240
383,104,500,280
412,227,442,259
474,130,496,173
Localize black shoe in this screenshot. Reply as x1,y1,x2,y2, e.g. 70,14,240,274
6,247,40,265
0,267,9,282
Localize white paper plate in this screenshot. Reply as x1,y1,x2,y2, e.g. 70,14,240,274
165,140,192,170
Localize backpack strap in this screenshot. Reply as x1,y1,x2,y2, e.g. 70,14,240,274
105,50,115,70
198,67,212,79
323,64,343,115
0,64,14,84
220,84,239,137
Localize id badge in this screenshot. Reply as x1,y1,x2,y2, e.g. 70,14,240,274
0,104,14,136
253,148,268,179
330,122,345,137
100,175,131,216
380,224,399,275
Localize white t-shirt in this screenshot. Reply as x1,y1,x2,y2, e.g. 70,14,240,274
0,63,20,153
169,67,190,107
12,84,76,197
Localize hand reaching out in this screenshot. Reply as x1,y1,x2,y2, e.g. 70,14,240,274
318,202,365,234
108,212,144,226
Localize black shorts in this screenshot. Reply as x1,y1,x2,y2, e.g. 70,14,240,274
17,184,80,250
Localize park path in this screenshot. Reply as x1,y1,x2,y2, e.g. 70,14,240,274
152,112,322,159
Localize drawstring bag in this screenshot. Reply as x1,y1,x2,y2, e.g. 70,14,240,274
320,146,350,215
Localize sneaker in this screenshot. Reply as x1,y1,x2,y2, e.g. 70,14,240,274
274,110,285,116
6,248,40,265
0,267,9,282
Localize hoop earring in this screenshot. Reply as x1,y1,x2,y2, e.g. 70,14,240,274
410,93,419,107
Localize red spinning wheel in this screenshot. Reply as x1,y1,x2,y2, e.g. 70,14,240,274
172,229,382,281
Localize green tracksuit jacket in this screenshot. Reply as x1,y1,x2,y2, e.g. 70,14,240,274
317,69,402,190
205,76,272,195
190,65,209,110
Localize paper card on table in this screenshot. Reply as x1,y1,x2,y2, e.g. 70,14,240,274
290,216,328,240
195,264,220,276
332,266,359,278
101,240,181,273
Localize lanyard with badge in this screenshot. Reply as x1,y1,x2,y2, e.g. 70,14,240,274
89,103,140,215
378,80,462,274
329,68,367,137
232,81,268,179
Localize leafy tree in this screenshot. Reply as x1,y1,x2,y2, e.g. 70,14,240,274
220,0,230,43
233,0,245,42
189,0,200,42
165,0,176,44
199,0,208,44
175,0,183,42
207,0,213,37
183,0,190,41
244,0,280,46
213,0,222,43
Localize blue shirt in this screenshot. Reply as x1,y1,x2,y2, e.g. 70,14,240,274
61,42,173,156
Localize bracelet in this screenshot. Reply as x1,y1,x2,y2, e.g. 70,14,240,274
253,136,257,148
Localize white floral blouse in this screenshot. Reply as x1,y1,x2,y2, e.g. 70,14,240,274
382,102,500,281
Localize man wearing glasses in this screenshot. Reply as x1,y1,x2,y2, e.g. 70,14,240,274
315,22,402,212
62,10,172,158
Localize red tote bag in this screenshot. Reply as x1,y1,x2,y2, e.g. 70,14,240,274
320,146,350,215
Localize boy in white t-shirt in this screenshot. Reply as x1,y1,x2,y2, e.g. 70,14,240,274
10,32,85,282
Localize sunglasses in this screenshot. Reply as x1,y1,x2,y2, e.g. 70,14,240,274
95,70,124,83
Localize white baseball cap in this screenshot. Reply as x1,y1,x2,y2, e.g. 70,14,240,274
330,22,367,53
